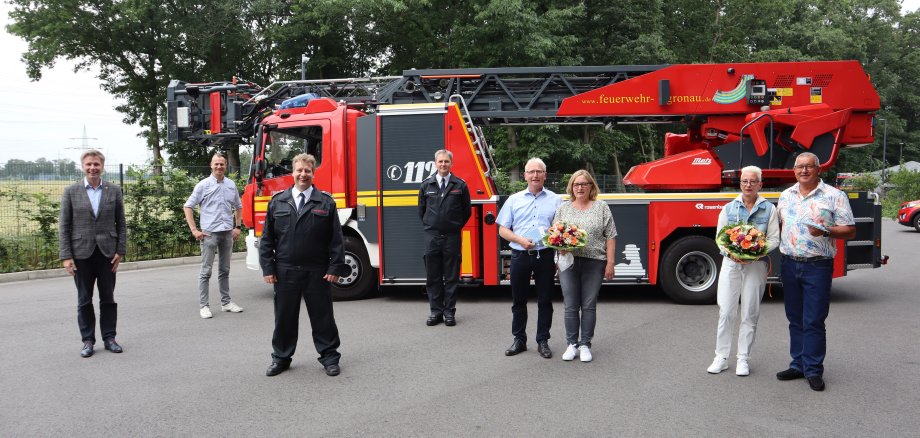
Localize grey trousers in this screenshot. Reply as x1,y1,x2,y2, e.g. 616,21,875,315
559,256,605,347
199,230,233,307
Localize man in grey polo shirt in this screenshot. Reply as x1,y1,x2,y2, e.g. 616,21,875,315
184,153,245,319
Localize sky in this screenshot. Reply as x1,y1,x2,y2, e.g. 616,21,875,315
1,1,919,166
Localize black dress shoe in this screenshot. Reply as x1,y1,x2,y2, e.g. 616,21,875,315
504,339,527,356
776,368,805,381
80,342,94,358
807,375,825,391
537,341,553,359
426,314,444,326
266,362,290,376
444,315,456,326
324,364,341,376
104,339,123,353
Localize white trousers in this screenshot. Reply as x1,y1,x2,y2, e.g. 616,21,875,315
714,258,768,360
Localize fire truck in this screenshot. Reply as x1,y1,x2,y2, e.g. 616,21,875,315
167,61,886,304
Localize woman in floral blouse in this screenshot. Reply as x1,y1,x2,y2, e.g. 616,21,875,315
553,170,617,362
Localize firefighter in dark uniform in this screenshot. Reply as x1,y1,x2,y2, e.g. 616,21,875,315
417,149,472,326
260,153,347,377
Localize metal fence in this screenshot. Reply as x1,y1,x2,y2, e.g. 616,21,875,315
0,162,222,272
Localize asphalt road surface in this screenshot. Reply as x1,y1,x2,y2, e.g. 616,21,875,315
1,219,917,437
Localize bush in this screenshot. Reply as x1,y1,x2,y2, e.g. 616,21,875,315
883,168,920,218
0,166,248,273
846,173,880,192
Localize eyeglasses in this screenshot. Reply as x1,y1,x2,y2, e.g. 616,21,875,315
793,164,818,171
739,180,760,186
525,169,545,175
573,182,591,188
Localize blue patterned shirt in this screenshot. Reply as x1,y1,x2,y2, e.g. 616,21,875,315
777,180,854,258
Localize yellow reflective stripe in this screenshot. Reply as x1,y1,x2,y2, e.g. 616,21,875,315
385,189,419,195
381,196,417,207
255,201,269,212
357,197,379,207
461,230,472,276
357,190,379,196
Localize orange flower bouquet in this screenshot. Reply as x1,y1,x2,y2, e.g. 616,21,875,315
542,222,588,251
716,223,768,261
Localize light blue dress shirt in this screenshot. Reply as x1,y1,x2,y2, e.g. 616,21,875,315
496,187,562,250
184,175,243,232
84,178,103,217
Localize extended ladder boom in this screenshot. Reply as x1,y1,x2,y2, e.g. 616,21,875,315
166,65,668,145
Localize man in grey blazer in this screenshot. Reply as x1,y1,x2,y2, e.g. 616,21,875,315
59,150,127,358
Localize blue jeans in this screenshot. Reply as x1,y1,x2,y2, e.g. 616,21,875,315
781,256,833,377
559,257,605,347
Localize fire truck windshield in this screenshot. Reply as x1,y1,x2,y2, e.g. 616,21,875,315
264,125,324,178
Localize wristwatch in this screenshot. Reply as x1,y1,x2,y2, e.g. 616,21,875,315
823,229,830,237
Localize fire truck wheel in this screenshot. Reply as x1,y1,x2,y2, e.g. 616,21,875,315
659,235,721,304
332,235,377,301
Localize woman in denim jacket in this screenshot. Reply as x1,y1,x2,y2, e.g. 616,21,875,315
707,166,780,376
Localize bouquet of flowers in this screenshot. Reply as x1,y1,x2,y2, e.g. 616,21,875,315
715,223,769,261
542,222,588,251
543,222,587,271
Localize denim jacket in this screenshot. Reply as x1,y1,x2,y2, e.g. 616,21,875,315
716,194,781,258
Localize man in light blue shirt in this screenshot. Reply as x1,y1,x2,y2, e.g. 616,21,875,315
496,157,561,358
184,153,244,319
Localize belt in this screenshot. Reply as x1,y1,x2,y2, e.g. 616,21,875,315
512,248,553,256
783,255,833,263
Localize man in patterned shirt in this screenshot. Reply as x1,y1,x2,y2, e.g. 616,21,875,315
776,152,856,392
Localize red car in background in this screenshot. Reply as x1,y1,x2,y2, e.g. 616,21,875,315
897,199,920,232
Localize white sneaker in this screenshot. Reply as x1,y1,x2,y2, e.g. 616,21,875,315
707,357,728,374
200,306,213,319
562,344,578,361
578,345,593,362
736,359,750,376
221,302,244,313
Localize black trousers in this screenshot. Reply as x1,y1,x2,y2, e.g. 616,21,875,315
271,269,341,366
510,248,555,343
423,232,462,317
74,247,117,344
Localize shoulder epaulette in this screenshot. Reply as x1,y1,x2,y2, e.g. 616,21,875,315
321,190,335,199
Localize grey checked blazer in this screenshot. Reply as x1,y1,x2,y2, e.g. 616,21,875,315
59,180,127,260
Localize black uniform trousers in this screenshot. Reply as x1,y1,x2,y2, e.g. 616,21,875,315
271,269,341,366
510,248,555,343
424,231,462,317
74,246,117,344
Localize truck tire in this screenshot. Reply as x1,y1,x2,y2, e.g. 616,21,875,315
659,235,721,304
332,235,377,301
